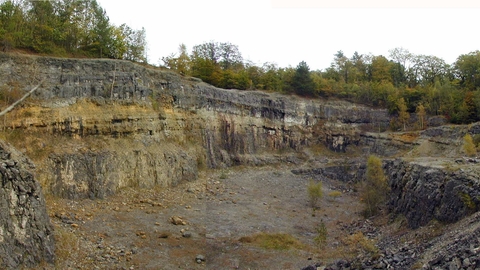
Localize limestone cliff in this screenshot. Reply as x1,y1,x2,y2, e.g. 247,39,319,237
0,53,390,198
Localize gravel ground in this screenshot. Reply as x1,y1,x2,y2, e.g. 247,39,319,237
44,164,364,270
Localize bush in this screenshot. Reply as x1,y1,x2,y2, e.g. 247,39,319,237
361,155,388,217
314,220,327,246
463,133,477,157
307,179,323,210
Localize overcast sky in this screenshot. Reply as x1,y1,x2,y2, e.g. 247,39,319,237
97,0,479,70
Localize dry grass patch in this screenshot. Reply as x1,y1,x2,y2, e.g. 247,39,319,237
239,233,304,250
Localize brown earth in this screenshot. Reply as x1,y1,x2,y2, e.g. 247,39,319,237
42,164,366,270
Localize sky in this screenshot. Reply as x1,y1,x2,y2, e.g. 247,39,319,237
97,0,480,71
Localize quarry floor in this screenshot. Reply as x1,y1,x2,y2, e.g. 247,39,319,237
45,164,366,270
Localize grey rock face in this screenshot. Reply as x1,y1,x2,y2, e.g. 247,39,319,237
0,140,55,268
0,54,394,198
386,159,480,229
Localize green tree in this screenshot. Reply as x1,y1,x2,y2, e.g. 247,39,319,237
370,55,392,83
361,155,388,217
291,61,315,96
455,51,480,90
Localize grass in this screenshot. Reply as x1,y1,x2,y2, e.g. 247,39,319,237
53,224,81,267
239,233,304,250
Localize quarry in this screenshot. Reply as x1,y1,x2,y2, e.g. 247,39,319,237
0,53,479,269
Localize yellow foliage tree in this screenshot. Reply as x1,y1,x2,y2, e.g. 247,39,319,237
361,155,388,217
416,103,426,130
463,133,477,157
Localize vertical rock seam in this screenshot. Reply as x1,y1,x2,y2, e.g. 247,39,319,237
0,140,55,268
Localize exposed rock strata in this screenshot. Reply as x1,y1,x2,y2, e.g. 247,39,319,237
386,158,480,229
0,140,54,268
0,53,391,198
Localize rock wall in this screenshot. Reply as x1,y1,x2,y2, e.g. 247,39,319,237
0,53,391,198
385,158,480,229
0,140,54,268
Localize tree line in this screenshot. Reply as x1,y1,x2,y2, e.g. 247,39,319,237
0,0,147,62
162,43,480,126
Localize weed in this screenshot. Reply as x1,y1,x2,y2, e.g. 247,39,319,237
54,225,81,267
314,220,327,246
307,179,323,210
328,190,342,201
342,231,379,258
459,192,476,211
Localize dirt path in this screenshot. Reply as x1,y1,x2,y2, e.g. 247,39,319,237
46,164,363,270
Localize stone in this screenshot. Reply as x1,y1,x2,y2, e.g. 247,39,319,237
196,254,205,263
0,140,55,268
170,216,187,225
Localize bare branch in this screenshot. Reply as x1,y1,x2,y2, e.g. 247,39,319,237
0,79,44,117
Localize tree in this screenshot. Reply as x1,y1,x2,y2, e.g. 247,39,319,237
415,103,426,130
161,43,190,75
397,97,410,131
369,55,392,83
455,51,480,90
333,50,352,83
291,61,315,96
463,134,477,157
361,155,388,217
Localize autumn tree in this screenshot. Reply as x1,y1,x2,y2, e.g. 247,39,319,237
162,43,190,75
397,97,410,131
361,155,388,217
415,103,426,130
463,134,477,157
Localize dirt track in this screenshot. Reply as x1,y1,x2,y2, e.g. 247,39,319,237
47,164,363,270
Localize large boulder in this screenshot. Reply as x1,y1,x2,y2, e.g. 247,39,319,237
0,140,55,268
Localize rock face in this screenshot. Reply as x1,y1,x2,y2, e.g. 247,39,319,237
386,158,480,229
0,140,55,268
0,53,391,198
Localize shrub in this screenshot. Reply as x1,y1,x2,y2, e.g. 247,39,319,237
314,220,327,246
463,133,477,157
361,155,388,217
307,179,323,210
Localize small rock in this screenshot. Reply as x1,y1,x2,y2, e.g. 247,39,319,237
170,216,187,225
182,231,192,238
196,254,205,263
71,223,79,228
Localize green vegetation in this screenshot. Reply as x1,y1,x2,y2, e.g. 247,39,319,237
307,179,323,210
314,220,327,246
328,190,342,201
239,233,303,250
162,43,480,126
361,155,388,217
459,192,476,211
3,1,480,125
0,0,147,61
342,231,379,259
463,133,477,157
